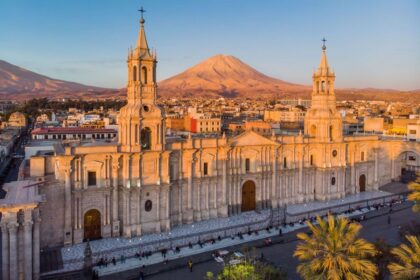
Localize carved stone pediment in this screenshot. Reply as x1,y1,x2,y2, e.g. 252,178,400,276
228,131,279,147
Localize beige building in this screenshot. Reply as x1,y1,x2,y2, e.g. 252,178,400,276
7,112,27,128
364,117,385,132
189,115,221,134
407,121,420,142
244,120,272,136
1,14,419,280
264,107,305,123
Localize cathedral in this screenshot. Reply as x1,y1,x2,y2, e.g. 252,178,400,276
1,12,419,280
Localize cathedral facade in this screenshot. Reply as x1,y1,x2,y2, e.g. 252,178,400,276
25,15,419,250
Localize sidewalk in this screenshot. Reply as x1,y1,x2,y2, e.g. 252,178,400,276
95,206,375,277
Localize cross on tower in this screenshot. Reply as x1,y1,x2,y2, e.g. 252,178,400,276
322,38,327,50
138,6,146,19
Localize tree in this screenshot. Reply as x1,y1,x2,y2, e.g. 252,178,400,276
373,238,393,279
408,173,420,213
388,235,420,280
217,262,259,280
294,215,378,280
206,260,286,280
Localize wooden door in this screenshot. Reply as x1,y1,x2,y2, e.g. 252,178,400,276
359,174,366,192
241,180,256,212
84,209,101,241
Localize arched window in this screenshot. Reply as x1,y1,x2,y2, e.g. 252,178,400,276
321,81,326,92
133,66,137,81
283,157,287,169
141,127,151,150
142,66,148,84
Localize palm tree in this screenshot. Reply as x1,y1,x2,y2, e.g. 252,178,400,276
294,215,378,280
388,235,420,279
408,174,420,213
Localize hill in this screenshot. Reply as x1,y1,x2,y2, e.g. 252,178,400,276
158,54,309,98
158,54,420,102
0,60,118,100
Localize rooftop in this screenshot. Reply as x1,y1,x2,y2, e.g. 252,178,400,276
31,127,117,135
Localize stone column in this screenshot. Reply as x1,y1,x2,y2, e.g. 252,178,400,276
350,157,356,194
271,149,277,208
1,220,9,280
374,149,379,189
298,152,303,201
33,210,40,280
8,216,18,280
23,209,33,280
219,157,228,217
187,158,193,210
64,167,73,245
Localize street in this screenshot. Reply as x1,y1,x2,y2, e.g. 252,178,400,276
124,206,418,280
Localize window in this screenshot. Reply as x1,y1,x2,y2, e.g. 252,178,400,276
332,150,337,157
329,126,333,141
310,155,314,166
283,157,287,169
133,66,137,81
245,158,250,172
361,152,365,161
87,171,97,186
142,66,147,84
321,81,326,91
409,130,416,134
409,156,416,161
203,162,208,175
331,177,336,185
141,127,152,150
145,200,152,212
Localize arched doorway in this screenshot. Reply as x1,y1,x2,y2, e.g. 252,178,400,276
241,180,256,212
84,209,101,241
359,174,366,192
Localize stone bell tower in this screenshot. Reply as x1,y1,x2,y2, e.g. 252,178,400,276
119,9,165,153
304,39,343,142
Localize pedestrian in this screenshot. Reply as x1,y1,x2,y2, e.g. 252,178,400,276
387,215,391,225
279,228,283,236
188,260,193,272
112,257,116,266
139,270,145,280
260,252,265,260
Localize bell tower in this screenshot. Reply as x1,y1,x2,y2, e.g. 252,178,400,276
119,8,165,153
304,39,343,142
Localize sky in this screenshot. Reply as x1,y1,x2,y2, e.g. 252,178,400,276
0,0,419,90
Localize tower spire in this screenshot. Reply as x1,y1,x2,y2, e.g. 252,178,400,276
319,37,329,71
135,6,150,56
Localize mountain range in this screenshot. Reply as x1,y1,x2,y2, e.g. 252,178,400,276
0,56,419,102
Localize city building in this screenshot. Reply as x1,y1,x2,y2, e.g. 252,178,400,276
31,127,117,141
6,112,27,128
407,121,420,142
0,14,419,280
